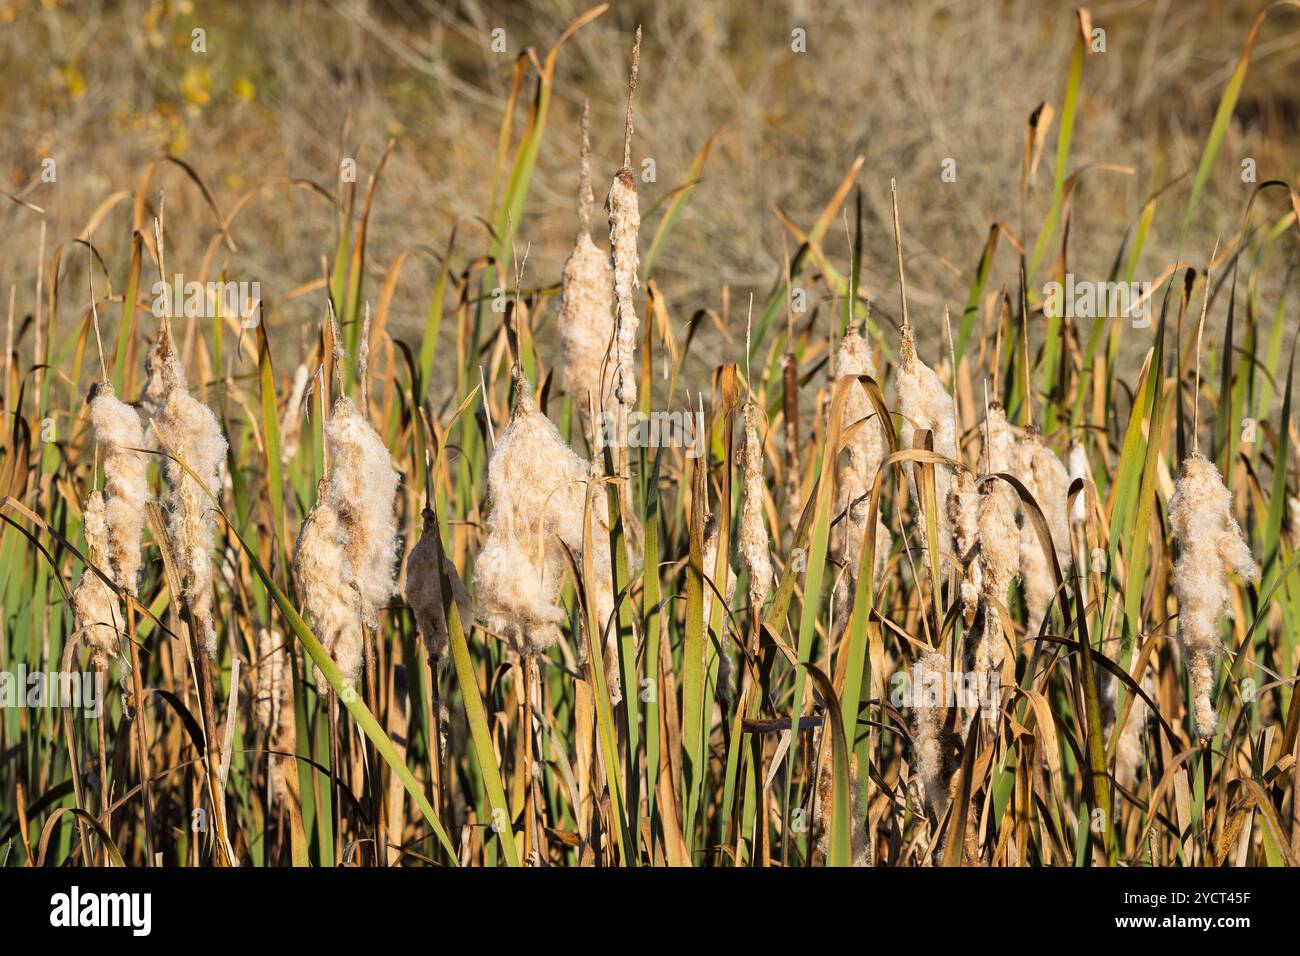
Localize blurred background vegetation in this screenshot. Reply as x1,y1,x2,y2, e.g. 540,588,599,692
1,0,1297,382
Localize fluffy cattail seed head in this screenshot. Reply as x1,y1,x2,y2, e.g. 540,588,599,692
559,232,615,442
912,650,951,811
1014,429,1071,636
324,397,400,625
154,361,228,659
73,491,124,662
1169,452,1259,741
474,368,617,700
88,381,148,595
949,467,982,624
894,325,957,553
606,168,641,407
294,479,363,690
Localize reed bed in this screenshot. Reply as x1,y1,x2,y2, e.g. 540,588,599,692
2,4,1300,869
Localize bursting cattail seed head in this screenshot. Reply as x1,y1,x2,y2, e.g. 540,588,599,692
153,349,228,660
895,325,957,552
559,232,615,437
833,324,890,616
474,368,619,698
294,479,363,689
911,649,951,811
324,396,400,624
73,490,123,662
1169,452,1258,741
560,98,616,446
1014,429,1071,636
88,381,148,595
948,466,981,624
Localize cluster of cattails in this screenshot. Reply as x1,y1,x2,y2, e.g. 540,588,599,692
293,310,399,691
832,323,890,621
149,324,228,658
1168,452,1258,741
473,366,621,701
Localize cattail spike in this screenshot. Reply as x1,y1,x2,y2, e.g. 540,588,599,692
359,300,372,406
1193,237,1220,456
622,26,642,172
88,230,107,382
891,178,909,331
578,98,593,235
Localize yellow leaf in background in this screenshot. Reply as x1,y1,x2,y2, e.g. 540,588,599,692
232,76,255,102
180,63,211,107
63,62,86,99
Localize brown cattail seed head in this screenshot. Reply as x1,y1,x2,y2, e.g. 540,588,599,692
404,507,471,667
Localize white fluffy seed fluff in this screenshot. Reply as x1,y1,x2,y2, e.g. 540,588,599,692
88,382,148,595
473,369,620,700
324,397,400,624
738,401,774,609
895,325,957,554
72,490,123,661
606,169,640,407
152,349,228,659
1014,430,1071,636
294,478,363,689
1168,452,1259,741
